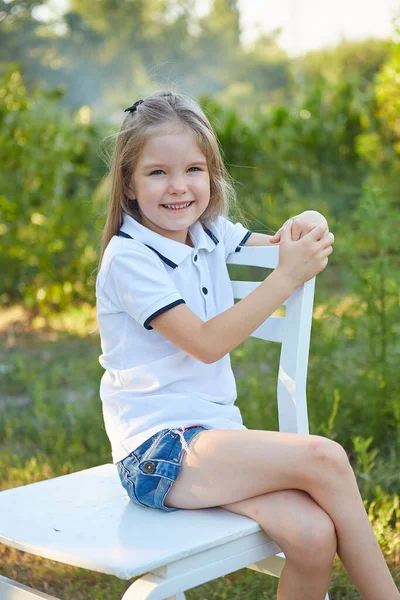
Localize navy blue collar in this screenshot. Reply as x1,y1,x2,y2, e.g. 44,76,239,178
118,213,219,268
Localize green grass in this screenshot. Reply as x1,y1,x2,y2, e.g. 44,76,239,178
0,304,399,599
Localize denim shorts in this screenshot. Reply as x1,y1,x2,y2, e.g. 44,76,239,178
116,425,209,512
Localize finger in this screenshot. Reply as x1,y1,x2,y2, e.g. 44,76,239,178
304,221,328,241
321,231,335,248
292,224,300,242
272,220,290,241
281,219,293,240
321,245,333,259
292,219,319,242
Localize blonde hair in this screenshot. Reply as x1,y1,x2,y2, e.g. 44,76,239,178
97,89,241,269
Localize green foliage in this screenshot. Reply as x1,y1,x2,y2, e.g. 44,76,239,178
0,332,108,475
298,37,390,86
304,176,400,451
201,68,371,234
0,61,374,310
0,66,106,312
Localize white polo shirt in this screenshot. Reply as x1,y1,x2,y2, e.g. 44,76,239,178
96,212,253,464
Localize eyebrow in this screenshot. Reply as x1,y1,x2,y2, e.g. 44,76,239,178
142,160,208,169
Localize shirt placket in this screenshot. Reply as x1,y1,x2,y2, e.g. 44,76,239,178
193,251,213,319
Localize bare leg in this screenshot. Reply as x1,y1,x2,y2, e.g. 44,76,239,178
165,430,399,599
221,463,398,600
301,444,399,599
277,560,333,600
220,489,336,600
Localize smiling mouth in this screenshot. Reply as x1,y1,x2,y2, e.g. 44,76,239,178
161,201,194,211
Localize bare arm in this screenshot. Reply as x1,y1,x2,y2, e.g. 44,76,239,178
243,232,274,246
151,220,332,363
150,269,296,364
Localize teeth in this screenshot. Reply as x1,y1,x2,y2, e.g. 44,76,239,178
164,202,192,209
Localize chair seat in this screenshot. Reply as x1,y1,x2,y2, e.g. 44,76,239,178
0,464,272,580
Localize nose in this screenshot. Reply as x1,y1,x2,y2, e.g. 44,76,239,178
167,175,188,195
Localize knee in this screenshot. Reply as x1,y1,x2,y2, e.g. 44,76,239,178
310,436,351,476
287,511,337,569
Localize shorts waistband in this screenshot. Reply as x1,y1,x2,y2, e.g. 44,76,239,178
170,425,206,455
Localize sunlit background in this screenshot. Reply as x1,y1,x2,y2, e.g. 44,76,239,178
34,0,400,55
200,0,400,55
4,0,400,116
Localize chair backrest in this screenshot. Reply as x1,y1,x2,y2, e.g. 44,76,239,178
227,246,316,436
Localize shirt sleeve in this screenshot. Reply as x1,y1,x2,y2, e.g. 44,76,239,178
102,245,185,330
215,216,253,260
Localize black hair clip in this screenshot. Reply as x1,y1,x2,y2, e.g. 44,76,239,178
124,99,144,113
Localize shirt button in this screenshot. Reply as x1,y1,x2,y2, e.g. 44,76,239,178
143,461,156,474
194,254,198,262
202,287,208,295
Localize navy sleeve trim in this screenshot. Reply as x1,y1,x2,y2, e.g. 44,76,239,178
144,299,186,330
235,230,253,252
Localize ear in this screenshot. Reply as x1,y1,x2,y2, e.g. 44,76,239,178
124,184,136,201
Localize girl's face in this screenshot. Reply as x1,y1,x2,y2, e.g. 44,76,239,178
127,129,211,245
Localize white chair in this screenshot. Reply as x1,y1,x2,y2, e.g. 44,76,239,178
0,245,329,600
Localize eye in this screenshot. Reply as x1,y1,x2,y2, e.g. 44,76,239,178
149,166,203,176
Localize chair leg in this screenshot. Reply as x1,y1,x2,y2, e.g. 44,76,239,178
122,574,188,600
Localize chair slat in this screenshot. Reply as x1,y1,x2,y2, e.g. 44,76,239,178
227,245,279,269
249,316,285,342
231,281,288,308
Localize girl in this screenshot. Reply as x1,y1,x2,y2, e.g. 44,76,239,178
96,90,399,600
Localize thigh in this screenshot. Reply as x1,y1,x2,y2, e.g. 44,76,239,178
221,489,337,564
164,428,341,510
117,426,208,512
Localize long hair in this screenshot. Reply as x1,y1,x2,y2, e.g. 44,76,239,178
98,90,240,269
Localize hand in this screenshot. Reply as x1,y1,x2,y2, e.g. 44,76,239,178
270,210,330,243
276,220,334,288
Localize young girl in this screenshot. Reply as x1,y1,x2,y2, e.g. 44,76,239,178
96,90,399,600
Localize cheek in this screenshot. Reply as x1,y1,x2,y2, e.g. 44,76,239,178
197,174,210,192
143,178,164,192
